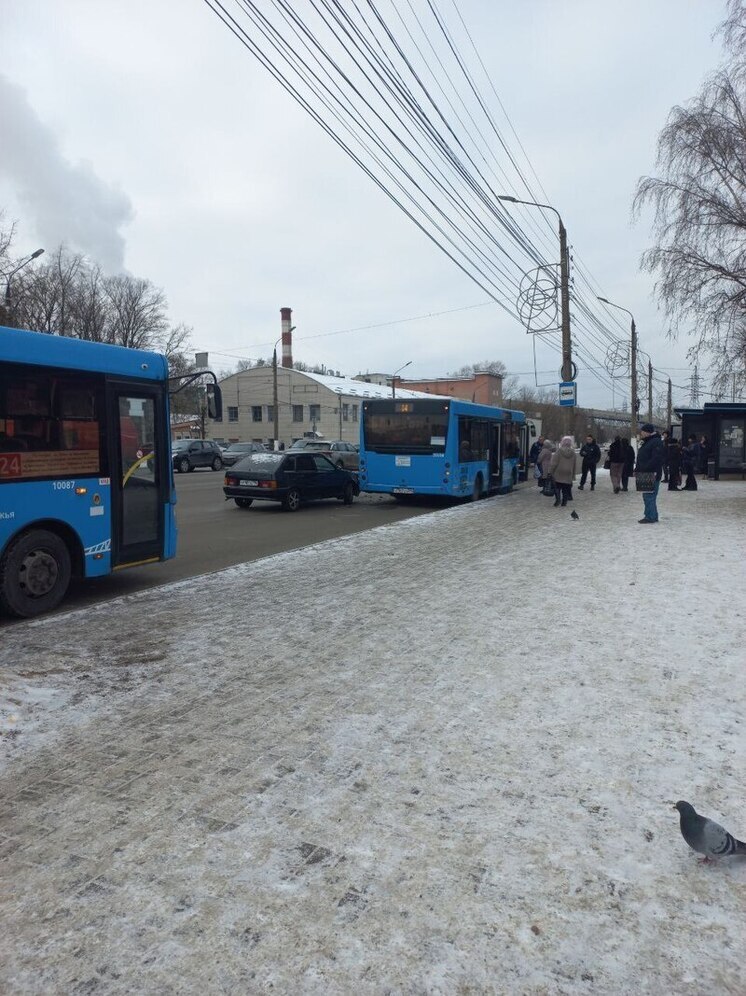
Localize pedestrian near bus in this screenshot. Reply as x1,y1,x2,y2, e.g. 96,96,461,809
635,423,665,524
698,435,711,475
667,436,682,490
549,435,577,506
661,430,670,482
530,435,545,486
621,437,635,492
578,435,601,490
537,438,555,490
608,435,625,493
682,434,699,491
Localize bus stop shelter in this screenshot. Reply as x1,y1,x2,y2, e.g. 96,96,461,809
674,402,746,478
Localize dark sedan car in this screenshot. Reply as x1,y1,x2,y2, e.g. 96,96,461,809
223,451,359,511
221,441,267,466
172,438,223,473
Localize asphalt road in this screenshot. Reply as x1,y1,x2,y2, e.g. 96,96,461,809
3,470,438,622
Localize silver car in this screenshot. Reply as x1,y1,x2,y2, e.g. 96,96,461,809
288,439,359,470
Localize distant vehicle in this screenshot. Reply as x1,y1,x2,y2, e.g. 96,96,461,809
223,451,358,511
358,398,528,500
221,441,267,466
288,438,359,470
172,438,223,473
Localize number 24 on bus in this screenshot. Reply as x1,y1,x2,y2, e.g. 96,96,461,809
0,325,221,618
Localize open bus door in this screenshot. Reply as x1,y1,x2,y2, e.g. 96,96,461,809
518,422,530,481
107,382,169,569
489,423,502,491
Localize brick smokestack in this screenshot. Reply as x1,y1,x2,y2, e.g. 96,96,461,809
280,307,293,369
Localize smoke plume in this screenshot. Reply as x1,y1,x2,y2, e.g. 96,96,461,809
0,74,133,271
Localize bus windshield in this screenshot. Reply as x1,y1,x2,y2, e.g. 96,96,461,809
363,405,449,454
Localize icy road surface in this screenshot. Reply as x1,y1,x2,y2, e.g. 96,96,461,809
1,479,745,994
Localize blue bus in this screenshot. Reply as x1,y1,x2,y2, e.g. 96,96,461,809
358,397,528,500
0,325,220,617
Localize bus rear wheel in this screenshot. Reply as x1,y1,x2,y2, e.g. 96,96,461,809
0,529,72,618
471,474,483,502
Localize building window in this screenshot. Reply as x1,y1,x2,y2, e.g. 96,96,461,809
352,405,358,422
227,406,238,422
252,406,262,422
266,405,275,422
292,404,303,422
309,404,320,422
342,403,350,422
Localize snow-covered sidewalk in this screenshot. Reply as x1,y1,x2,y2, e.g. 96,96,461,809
1,478,745,994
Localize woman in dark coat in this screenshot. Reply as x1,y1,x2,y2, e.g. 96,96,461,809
667,437,682,490
682,435,699,490
621,438,635,492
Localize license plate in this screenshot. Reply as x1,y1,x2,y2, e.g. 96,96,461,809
240,480,258,486
393,487,414,494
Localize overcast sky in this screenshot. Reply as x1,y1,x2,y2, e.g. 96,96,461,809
0,0,725,409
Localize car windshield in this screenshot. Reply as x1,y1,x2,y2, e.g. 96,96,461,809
290,440,329,450
227,443,254,452
172,440,191,450
232,452,284,471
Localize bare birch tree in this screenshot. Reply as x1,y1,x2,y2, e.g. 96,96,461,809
634,1,746,394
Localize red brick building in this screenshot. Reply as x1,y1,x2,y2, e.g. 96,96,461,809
393,372,503,407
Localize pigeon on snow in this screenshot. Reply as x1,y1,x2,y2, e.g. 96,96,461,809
675,801,746,861
571,510,579,520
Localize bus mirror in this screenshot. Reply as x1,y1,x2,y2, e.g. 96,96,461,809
206,384,222,421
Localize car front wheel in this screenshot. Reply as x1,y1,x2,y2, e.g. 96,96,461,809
282,488,302,512
212,457,223,471
342,481,355,505
177,457,190,474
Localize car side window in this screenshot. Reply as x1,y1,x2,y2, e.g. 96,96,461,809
312,454,334,471
283,456,296,472
296,454,315,472
189,443,200,452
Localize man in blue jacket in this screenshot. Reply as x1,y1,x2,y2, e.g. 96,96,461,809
635,424,665,524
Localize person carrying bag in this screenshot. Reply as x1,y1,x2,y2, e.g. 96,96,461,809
635,424,665,524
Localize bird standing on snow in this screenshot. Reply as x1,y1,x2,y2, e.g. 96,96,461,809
571,510,579,520
674,801,746,861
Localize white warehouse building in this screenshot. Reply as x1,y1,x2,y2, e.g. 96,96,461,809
208,366,437,448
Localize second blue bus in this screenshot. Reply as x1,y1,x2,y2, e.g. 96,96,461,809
358,398,529,500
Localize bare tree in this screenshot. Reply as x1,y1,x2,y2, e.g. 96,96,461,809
103,274,168,349
449,358,520,397
634,1,746,394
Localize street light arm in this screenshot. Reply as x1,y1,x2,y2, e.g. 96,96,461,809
597,296,635,326
497,195,563,228
3,249,45,282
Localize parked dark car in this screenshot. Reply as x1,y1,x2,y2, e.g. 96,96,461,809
287,438,359,470
172,438,224,473
223,451,359,511
221,441,268,466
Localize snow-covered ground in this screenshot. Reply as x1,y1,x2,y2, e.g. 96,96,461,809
1,476,745,994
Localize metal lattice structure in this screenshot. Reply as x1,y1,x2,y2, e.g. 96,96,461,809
516,266,560,335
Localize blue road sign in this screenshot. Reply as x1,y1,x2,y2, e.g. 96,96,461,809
559,381,577,407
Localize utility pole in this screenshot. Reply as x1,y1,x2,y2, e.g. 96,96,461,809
630,317,638,440
647,360,653,424
272,346,279,449
559,220,572,385
667,378,672,430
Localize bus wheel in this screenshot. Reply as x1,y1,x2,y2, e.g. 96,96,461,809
0,529,72,618
235,498,253,508
471,475,483,502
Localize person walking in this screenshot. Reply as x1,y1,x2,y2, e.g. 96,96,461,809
660,430,670,483
578,434,601,490
608,435,624,493
635,423,665,524
682,435,699,490
698,435,711,476
621,437,635,492
549,435,577,506
537,438,555,492
530,435,545,486
667,436,682,490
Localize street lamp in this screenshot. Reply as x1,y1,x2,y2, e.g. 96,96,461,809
3,248,45,325
497,196,572,385
391,360,412,399
597,297,638,439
